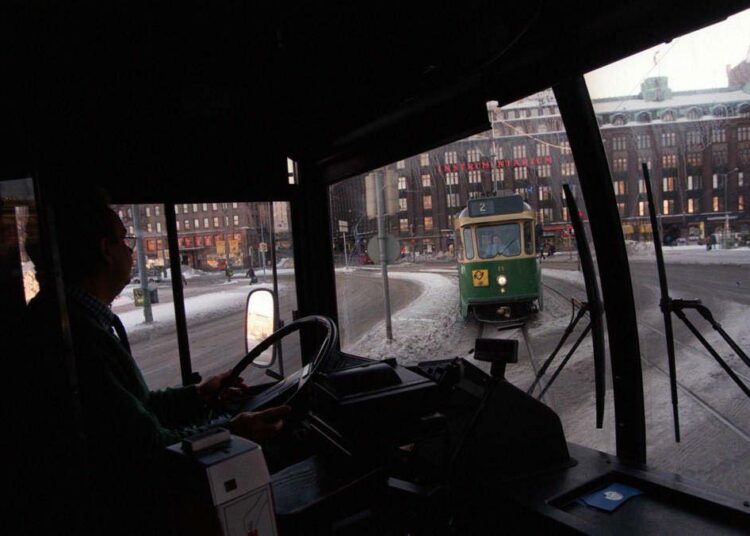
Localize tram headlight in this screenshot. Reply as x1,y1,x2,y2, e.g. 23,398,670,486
496,275,508,286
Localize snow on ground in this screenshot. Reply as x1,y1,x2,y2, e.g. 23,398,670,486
119,282,281,339
626,243,750,266
344,272,471,364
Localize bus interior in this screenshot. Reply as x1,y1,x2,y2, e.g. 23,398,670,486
4,1,750,534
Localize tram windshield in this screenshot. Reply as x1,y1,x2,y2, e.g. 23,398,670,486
476,223,521,258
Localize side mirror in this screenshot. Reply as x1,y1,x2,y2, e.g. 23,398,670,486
244,288,277,367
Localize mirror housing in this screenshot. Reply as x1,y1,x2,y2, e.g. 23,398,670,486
244,288,277,367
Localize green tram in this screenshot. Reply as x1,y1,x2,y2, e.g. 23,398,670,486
454,194,542,321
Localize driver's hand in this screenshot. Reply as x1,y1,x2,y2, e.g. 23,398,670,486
230,406,292,442
197,370,249,408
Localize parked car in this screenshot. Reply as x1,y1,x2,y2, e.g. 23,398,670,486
130,268,164,284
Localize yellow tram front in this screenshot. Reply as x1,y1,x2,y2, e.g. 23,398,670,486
454,195,541,321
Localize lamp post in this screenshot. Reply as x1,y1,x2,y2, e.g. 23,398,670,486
725,168,740,248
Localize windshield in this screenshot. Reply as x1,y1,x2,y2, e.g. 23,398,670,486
477,223,520,258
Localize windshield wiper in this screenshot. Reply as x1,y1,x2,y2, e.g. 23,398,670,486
498,237,518,257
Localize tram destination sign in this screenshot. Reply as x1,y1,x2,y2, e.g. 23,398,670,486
468,195,524,217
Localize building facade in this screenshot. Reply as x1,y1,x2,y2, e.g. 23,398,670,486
330,70,750,254
114,202,287,271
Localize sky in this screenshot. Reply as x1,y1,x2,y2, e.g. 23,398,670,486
585,8,750,99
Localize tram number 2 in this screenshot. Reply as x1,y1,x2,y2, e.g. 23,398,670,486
472,269,489,287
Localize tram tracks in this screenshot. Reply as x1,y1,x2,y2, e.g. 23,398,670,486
538,279,750,445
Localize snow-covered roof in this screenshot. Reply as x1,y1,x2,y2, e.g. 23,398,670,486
592,88,750,114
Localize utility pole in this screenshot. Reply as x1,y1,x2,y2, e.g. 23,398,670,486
132,205,153,323
375,169,393,340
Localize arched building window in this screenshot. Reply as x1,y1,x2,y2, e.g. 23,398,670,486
636,111,651,123
612,114,627,126
686,107,702,120
660,109,675,122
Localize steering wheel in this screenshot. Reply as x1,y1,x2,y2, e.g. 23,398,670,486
213,315,338,409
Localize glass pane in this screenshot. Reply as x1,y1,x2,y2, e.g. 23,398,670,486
174,201,300,387
584,8,750,496
328,91,610,455
110,204,180,390
0,178,39,303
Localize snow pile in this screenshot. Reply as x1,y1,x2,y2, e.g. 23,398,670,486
276,257,294,268
345,272,465,364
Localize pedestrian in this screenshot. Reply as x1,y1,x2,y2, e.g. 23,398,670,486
246,266,257,284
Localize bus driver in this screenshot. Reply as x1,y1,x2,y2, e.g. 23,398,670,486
21,189,290,534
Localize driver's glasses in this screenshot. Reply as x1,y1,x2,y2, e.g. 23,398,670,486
122,235,137,251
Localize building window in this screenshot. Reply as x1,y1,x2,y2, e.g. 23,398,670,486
420,153,430,167
537,164,551,177
181,204,188,214
146,223,152,232
538,186,551,201
661,132,676,147
399,198,407,211
469,170,482,183
637,135,651,149
662,176,676,192
423,195,432,210
687,152,702,167
400,218,409,232
396,160,405,169
202,203,208,211
155,205,161,216
398,176,407,190
514,167,528,180
713,150,728,166
661,110,675,122
421,174,431,187
614,180,626,195
739,172,744,187
638,201,646,216
713,196,720,212
740,148,750,165
175,221,180,230
559,141,571,155
711,128,726,143
233,215,239,225
541,208,553,222
537,143,550,157
638,179,646,193
193,218,200,229
184,219,191,230
192,203,198,212
739,194,745,211
617,202,626,216
738,126,750,142
224,216,229,226
424,217,433,231
561,207,569,221
469,191,483,200
687,175,701,190
613,157,627,172
204,217,209,228
212,203,218,210
444,151,457,164
712,173,726,189
662,199,674,215
467,149,481,162
662,154,677,168
686,130,702,146
512,145,527,159
561,162,576,176
446,172,459,186
447,193,460,208
145,207,151,217
213,217,219,227
687,198,698,214
492,168,504,183
612,136,627,151
232,202,238,209
156,222,162,233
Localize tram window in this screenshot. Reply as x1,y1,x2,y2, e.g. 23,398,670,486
462,228,474,259
1,178,39,303
173,201,301,386
476,224,520,258
585,7,750,497
523,221,534,255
